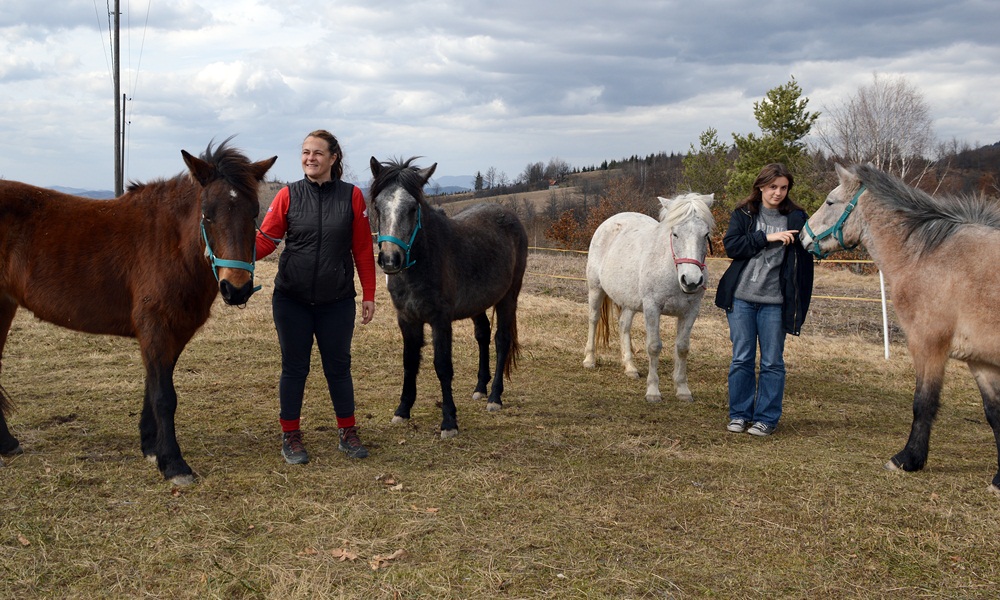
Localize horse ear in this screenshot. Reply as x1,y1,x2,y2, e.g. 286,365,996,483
250,156,278,182
834,163,855,186
181,150,215,186
417,163,437,184
370,157,381,177
657,196,671,209
703,193,715,208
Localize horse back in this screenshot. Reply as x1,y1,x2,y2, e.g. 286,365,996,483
889,228,1000,366
0,180,213,337
407,202,527,322
588,212,685,310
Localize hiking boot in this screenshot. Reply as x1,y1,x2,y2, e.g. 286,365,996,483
281,430,309,464
338,426,369,459
726,418,748,433
747,422,776,437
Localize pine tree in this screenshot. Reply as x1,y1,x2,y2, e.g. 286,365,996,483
726,77,821,209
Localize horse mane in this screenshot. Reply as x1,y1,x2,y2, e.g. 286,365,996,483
126,137,258,199
853,164,1000,255
659,192,715,231
370,157,430,206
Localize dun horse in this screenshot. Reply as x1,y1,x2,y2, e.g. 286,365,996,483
369,157,528,438
802,163,1000,493
584,193,715,402
0,140,276,485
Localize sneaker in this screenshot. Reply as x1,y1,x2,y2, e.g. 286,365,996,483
338,426,369,459
726,418,748,433
281,430,309,464
747,422,776,437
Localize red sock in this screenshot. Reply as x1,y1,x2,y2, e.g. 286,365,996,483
336,415,356,429
280,418,300,433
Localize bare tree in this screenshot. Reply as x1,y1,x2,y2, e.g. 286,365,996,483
484,166,498,189
817,73,934,182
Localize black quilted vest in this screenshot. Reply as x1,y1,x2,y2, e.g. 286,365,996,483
274,178,356,305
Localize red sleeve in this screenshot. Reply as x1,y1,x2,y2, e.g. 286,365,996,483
255,186,290,259
350,185,377,302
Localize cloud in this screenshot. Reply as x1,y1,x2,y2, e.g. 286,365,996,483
0,0,998,190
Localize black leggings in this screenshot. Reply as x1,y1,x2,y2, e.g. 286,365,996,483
273,290,356,422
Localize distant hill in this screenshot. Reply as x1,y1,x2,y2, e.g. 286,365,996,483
49,186,115,199
427,175,474,195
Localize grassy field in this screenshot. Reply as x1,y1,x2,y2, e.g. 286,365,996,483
2,254,999,599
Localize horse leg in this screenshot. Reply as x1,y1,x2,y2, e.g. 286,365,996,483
641,306,663,403
672,307,698,403
485,296,519,412
0,296,22,459
391,319,424,424
583,286,607,368
886,345,947,474
618,307,640,379
430,320,458,438
968,362,1000,493
471,313,491,401
141,358,194,485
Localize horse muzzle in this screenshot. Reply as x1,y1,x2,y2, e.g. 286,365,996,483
219,279,256,305
377,250,404,274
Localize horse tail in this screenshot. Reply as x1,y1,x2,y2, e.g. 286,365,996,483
0,383,14,417
503,311,521,380
595,296,613,347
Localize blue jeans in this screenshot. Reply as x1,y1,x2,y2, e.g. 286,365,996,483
726,299,786,427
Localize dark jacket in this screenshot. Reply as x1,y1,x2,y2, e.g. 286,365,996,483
714,205,814,335
275,178,356,305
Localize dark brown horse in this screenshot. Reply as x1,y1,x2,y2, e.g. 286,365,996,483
0,140,276,485
369,157,528,438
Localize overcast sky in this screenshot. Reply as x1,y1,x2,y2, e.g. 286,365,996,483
1,0,998,191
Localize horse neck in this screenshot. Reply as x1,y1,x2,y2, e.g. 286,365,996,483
857,197,915,275
136,179,205,261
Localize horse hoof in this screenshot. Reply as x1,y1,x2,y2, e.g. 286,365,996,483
472,391,485,401
646,395,663,403
2,444,23,456
170,473,196,486
440,429,459,439
677,394,694,403
583,358,595,369
883,460,901,472
391,416,408,424
486,402,502,412
145,454,158,464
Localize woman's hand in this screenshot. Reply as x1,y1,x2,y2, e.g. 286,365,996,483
767,230,799,245
361,301,375,324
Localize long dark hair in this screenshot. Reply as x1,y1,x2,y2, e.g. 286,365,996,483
305,129,344,181
736,163,804,215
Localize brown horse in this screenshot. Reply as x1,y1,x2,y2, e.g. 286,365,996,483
801,163,1000,493
0,140,276,485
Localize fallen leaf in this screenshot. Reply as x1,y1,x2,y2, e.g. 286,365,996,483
330,548,359,562
390,483,404,491
17,535,30,547
370,548,409,570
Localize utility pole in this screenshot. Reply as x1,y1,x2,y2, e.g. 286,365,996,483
113,0,123,197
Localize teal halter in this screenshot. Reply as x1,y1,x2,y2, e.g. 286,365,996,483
200,218,261,293
803,185,865,259
376,204,422,269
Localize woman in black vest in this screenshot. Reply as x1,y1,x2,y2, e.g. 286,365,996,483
256,130,377,463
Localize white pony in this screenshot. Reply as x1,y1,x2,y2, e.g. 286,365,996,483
583,193,715,402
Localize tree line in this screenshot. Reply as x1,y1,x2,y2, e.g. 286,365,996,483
462,74,999,256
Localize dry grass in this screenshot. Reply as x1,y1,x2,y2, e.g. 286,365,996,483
2,256,999,599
